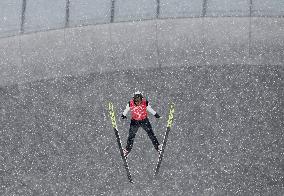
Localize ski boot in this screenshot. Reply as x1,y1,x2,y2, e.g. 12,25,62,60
123,148,129,158
158,144,163,154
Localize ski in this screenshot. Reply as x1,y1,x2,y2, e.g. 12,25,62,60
108,102,134,183
154,102,175,177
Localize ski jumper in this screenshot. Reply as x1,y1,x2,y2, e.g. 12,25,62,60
122,98,160,153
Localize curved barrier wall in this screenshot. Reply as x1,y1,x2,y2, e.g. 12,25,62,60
0,17,283,87
0,0,283,87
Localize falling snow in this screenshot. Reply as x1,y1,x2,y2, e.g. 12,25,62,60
0,0,284,196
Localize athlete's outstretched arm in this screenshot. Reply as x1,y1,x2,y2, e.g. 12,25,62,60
147,104,157,115
122,104,130,116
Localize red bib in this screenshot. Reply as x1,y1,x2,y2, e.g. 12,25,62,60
129,98,148,120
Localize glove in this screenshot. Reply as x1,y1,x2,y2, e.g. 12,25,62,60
121,114,127,119
154,113,161,118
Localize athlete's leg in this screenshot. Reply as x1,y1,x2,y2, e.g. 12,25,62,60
125,119,140,153
141,118,160,151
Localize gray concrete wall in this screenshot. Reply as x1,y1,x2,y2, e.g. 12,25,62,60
114,0,157,22
160,0,203,18
69,0,111,26
253,0,284,16
24,0,66,32
0,17,283,87
206,0,250,16
1,0,284,37
0,0,21,37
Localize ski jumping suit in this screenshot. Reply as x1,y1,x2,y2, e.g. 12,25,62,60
122,98,160,153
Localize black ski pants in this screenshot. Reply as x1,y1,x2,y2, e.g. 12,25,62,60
125,118,160,152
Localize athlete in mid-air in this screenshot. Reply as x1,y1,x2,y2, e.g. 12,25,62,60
121,91,162,157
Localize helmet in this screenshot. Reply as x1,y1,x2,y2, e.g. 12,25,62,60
134,91,142,96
